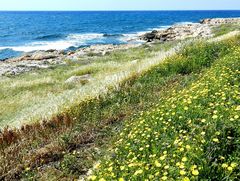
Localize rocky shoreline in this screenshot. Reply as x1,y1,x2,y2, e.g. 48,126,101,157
0,17,239,76
140,17,240,42
0,44,140,76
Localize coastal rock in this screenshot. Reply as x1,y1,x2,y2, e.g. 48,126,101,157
200,18,240,25
141,18,240,43
7,50,62,62
145,33,156,42
141,23,212,42
65,74,92,84
31,51,58,60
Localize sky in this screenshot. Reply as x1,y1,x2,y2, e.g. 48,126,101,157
0,0,240,11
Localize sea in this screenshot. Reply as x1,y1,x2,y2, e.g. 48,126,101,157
0,10,240,60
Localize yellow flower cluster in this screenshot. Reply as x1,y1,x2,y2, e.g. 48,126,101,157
90,43,240,180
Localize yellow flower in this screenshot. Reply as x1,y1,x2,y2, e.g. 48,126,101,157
119,178,125,181
134,169,143,175
212,138,219,143
180,148,185,152
164,165,169,169
94,163,101,169
184,106,189,111
234,115,239,119
222,163,228,168
108,167,113,172
186,145,191,150
88,176,97,181
236,106,240,111
227,166,233,171
163,171,168,176
201,119,206,123
155,160,161,167
161,176,168,180
182,157,188,162
120,166,125,170
99,179,106,181
180,170,186,175
182,177,190,181
231,162,238,168
179,164,185,169
212,115,218,119
160,156,166,160
192,169,199,176
149,175,154,179
219,156,225,160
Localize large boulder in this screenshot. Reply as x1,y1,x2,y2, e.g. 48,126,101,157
143,33,156,42
31,51,58,60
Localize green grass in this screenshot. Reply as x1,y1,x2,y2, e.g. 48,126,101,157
1,33,239,180
92,39,240,180
212,23,240,37
0,41,176,128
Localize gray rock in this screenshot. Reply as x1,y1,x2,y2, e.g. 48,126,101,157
31,52,58,60
145,33,156,42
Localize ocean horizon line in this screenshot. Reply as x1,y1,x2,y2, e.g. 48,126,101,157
0,10,240,12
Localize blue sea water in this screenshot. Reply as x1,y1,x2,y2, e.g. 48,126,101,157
0,11,240,60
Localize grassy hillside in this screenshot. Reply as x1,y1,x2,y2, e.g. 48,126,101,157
0,42,175,128
91,39,240,180
0,31,239,180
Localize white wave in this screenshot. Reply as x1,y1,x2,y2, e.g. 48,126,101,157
175,21,195,25
67,33,104,44
0,33,104,52
0,41,74,52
